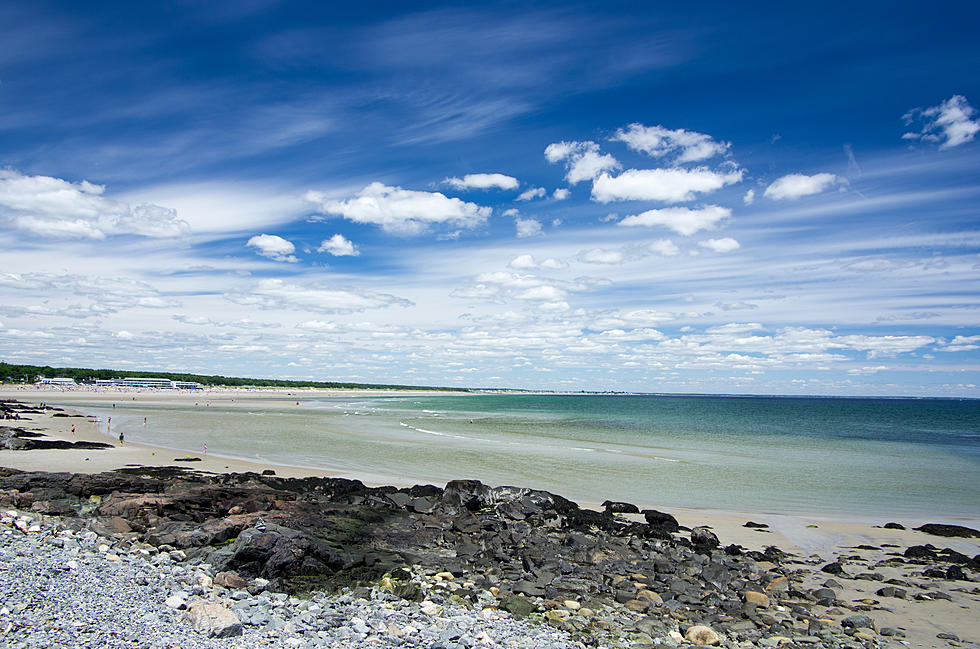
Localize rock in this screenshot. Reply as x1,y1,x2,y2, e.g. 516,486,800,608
641,509,679,535
744,590,769,607
841,614,874,630
183,601,242,637
883,522,905,530
636,589,662,605
915,523,980,538
684,624,721,645
165,595,187,609
880,627,905,637
691,526,720,552
499,595,534,618
853,630,876,642
214,570,248,589
937,632,960,641
744,521,769,528
946,565,967,580
875,586,907,599
601,500,639,514
765,576,789,592
821,561,846,575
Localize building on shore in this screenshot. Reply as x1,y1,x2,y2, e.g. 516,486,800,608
93,377,203,390
36,377,77,386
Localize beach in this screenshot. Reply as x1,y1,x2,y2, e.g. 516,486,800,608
2,387,979,648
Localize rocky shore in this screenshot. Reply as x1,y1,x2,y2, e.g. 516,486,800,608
1,462,978,649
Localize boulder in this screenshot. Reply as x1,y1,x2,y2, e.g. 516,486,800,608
744,590,769,607
915,523,980,538
691,526,720,552
182,601,242,637
684,624,721,645
602,500,640,514
641,509,679,536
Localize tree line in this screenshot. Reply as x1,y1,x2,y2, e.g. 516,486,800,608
0,361,467,392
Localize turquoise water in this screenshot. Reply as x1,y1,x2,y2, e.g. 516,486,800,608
64,394,979,520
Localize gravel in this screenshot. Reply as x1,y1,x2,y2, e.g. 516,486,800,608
0,511,580,649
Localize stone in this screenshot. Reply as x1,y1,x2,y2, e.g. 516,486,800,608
602,500,640,514
915,523,980,538
183,601,242,638
624,599,648,612
841,614,874,630
214,570,248,589
853,630,876,642
691,526,720,552
821,561,846,575
165,595,187,610
875,586,907,599
684,624,721,645
636,589,662,605
499,595,534,618
765,576,789,592
744,590,769,607
880,627,905,637
882,522,905,530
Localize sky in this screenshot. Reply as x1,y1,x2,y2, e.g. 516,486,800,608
1,1,979,396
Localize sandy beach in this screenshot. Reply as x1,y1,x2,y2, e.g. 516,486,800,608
2,386,979,647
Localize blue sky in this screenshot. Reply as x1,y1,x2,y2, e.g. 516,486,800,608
1,1,979,396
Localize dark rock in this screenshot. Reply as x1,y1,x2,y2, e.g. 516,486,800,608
499,595,535,618
641,509,679,535
883,522,905,530
821,561,846,575
945,565,967,580
743,521,769,528
915,523,980,538
691,526,720,553
261,469,276,475
601,500,639,514
875,586,907,598
841,614,874,629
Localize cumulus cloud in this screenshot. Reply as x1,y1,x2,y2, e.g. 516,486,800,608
903,95,979,149
0,170,189,240
552,188,570,200
318,233,359,256
763,173,841,200
226,278,412,313
306,182,491,234
649,239,680,256
508,254,538,269
612,123,731,163
444,173,519,190
516,187,546,201
545,141,620,184
936,335,980,352
580,248,625,264
618,205,731,235
699,237,741,252
515,217,543,238
592,166,744,203
743,189,755,205
246,234,299,262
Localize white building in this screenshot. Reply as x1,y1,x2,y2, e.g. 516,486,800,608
37,377,76,386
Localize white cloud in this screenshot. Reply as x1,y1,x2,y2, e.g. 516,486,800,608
306,182,491,234
591,166,744,203
516,187,546,201
246,234,298,262
763,173,841,200
699,237,741,253
581,248,625,264
743,189,755,205
515,217,543,238
903,95,980,149
553,188,570,200
936,335,980,352
618,205,731,235
545,141,620,184
444,173,520,190
649,239,680,256
612,123,731,163
226,278,412,313
0,170,189,240
539,257,567,269
318,233,359,256
508,254,538,269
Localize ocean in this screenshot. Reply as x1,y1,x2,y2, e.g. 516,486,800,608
70,393,979,520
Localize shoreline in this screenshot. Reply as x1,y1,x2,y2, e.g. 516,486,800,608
3,392,980,648
3,387,979,559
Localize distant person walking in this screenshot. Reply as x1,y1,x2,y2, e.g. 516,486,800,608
203,442,207,455
118,431,124,445
71,424,75,435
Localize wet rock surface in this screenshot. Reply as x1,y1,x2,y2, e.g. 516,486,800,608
0,465,977,648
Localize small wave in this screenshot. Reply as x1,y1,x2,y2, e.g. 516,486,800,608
570,447,596,452
652,456,680,463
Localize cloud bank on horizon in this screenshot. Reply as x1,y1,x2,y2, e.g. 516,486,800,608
0,2,978,396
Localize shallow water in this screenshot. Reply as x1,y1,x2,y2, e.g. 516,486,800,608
69,393,980,520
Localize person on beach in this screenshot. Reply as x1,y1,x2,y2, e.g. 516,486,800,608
71,424,75,435
203,442,207,454
118,431,124,445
